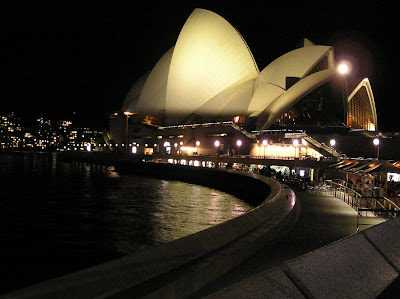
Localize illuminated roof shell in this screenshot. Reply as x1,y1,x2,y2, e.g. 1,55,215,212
135,47,174,117
248,83,285,116
255,46,334,90
165,8,259,123
122,71,149,112
122,9,378,132
257,69,337,130
347,78,378,131
194,78,256,118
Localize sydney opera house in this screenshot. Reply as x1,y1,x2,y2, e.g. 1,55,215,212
107,8,389,160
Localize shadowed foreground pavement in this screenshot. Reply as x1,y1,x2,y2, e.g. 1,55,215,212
193,190,386,298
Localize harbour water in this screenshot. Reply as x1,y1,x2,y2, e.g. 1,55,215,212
0,152,253,293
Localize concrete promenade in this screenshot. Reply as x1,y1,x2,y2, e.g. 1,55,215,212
194,190,387,298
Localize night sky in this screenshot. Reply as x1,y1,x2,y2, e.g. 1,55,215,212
2,2,399,131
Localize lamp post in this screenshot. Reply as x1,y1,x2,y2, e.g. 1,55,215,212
214,140,220,155
124,111,135,156
330,139,336,157
174,143,178,154
373,138,380,160
293,139,299,158
196,140,200,154
338,61,350,125
262,139,268,158
236,140,242,155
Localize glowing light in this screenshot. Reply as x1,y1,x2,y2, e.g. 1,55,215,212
373,138,380,146
215,140,220,147
293,139,299,146
237,140,242,147
262,139,268,146
196,140,200,146
387,172,400,182
180,146,197,153
330,139,336,147
338,61,350,75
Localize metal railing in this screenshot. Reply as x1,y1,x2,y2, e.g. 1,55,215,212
322,181,362,211
249,155,298,160
361,196,400,220
322,181,399,220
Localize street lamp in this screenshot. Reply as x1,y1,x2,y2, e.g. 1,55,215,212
214,140,220,155
338,61,351,125
330,139,336,157
373,138,380,160
236,140,242,155
196,140,200,154
338,62,350,75
262,139,268,158
124,111,135,156
293,139,299,158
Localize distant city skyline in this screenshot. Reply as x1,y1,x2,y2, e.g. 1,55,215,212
0,111,101,151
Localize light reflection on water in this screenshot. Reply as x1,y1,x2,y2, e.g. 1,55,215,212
0,152,252,293
151,181,249,243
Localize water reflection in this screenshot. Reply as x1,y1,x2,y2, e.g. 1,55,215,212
151,181,250,243
0,152,253,292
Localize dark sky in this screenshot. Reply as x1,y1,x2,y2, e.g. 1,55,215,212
2,2,399,131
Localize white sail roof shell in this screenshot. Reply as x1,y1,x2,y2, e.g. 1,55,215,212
194,78,256,118
121,71,150,112
348,78,378,130
135,47,174,116
165,8,259,123
256,46,333,90
257,69,337,130
247,83,285,116
122,9,377,132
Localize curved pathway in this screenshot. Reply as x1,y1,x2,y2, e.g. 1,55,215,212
193,190,385,298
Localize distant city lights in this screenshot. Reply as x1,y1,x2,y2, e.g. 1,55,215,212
0,112,100,151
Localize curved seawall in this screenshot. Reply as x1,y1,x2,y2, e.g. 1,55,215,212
7,155,299,298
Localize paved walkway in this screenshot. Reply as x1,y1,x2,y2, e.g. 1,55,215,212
192,190,386,298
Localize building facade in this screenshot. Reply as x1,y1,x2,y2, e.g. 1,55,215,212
108,8,380,162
